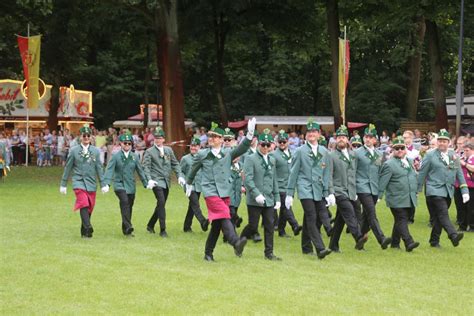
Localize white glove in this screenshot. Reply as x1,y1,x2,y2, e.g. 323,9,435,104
354,195,358,201
246,117,257,140
147,180,157,189
178,177,186,187
6,166,10,172
274,201,281,210
325,194,336,207
101,185,109,194
186,184,193,197
462,193,470,204
255,194,266,206
59,186,67,195
285,196,293,210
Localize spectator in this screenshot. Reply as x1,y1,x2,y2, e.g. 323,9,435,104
457,141,474,231
288,131,300,153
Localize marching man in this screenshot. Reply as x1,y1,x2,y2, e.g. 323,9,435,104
418,129,469,248
378,136,420,252
60,124,108,238
186,119,256,261
143,127,185,237
241,129,282,260
286,118,332,259
179,136,209,233
103,132,148,236
328,125,368,252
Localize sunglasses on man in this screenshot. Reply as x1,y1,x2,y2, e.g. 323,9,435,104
223,138,233,142
278,141,287,144
260,142,272,148
82,134,91,138
393,146,406,151
123,142,132,146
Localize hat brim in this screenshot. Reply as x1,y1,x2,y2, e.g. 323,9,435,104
208,131,223,137
437,136,450,140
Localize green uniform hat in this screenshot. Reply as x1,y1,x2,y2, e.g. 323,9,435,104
119,130,133,142
258,128,274,143
364,123,377,137
79,124,92,135
350,135,362,145
306,117,320,131
277,129,289,141
318,136,327,146
336,125,349,137
153,127,165,138
190,136,201,145
223,127,235,139
437,129,450,140
392,136,405,147
208,122,225,137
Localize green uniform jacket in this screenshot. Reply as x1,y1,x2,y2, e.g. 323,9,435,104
143,145,183,189
60,145,104,191
230,161,243,207
286,143,332,201
180,153,202,193
417,149,468,198
329,148,357,200
103,151,148,194
378,157,418,208
244,151,279,207
240,147,257,165
355,146,383,195
0,142,9,168
187,138,251,198
272,148,292,193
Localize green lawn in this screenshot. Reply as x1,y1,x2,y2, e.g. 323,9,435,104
1,167,473,315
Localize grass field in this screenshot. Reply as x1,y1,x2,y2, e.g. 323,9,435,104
1,166,473,315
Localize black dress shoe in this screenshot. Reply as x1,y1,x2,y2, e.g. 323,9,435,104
380,237,392,250
204,254,215,262
279,232,290,238
183,228,193,233
234,237,247,257
293,225,303,236
467,228,474,233
201,220,209,232
147,226,155,234
355,235,368,250
265,254,282,261
252,233,262,243
430,243,441,248
451,233,464,247
329,248,341,254
159,230,168,238
390,244,401,250
317,249,332,260
406,241,420,252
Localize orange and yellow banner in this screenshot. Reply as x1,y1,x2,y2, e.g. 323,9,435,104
338,38,350,124
17,35,41,109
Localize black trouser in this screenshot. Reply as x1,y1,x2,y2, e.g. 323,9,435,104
205,219,240,256
183,191,206,230
148,186,169,231
241,205,274,256
300,199,327,254
329,195,363,251
114,190,135,235
454,188,474,230
316,205,332,236
426,196,459,245
277,192,300,234
358,193,386,244
408,206,416,223
80,207,92,236
390,207,415,247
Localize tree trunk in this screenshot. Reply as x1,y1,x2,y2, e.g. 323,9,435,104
143,40,150,129
425,19,448,129
154,0,186,157
47,77,61,131
405,15,426,121
213,7,228,124
326,0,342,128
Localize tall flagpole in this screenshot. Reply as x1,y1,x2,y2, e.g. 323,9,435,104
455,0,464,136
25,23,30,167
343,26,347,125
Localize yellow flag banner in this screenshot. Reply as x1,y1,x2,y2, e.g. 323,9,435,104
338,38,350,124
17,35,41,109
